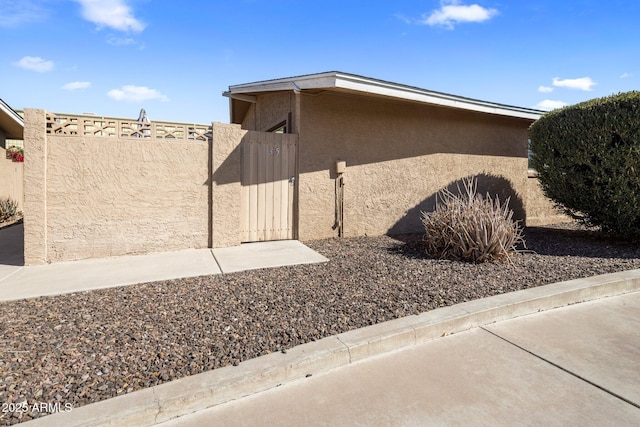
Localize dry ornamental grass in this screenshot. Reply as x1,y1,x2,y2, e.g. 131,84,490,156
421,177,524,263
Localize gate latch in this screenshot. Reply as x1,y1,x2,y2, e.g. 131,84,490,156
289,176,295,186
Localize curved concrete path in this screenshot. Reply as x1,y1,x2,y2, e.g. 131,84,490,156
23,268,640,426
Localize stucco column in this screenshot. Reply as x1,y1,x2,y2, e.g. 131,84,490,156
23,109,48,265
210,122,244,247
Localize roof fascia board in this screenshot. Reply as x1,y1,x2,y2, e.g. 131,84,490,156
333,74,542,120
228,72,543,120
222,92,257,103
228,72,338,93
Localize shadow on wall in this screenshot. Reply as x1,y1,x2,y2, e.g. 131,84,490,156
387,173,526,236
212,98,529,187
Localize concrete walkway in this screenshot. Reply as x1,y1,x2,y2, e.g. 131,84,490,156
163,291,640,426
0,223,328,302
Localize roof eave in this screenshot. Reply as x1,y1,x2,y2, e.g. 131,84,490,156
227,71,544,121
0,99,24,139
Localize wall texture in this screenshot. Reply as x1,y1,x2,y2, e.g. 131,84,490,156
525,173,571,226
23,109,217,264
295,91,532,240
211,122,244,248
241,92,293,132
44,136,210,262
0,144,24,210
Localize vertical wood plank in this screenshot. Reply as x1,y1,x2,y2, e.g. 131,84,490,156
274,136,284,240
264,132,275,241
287,136,296,239
256,133,266,241
240,131,298,243
248,135,258,242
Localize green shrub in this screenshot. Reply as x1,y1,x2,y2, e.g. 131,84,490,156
529,91,640,236
0,197,20,222
421,177,524,263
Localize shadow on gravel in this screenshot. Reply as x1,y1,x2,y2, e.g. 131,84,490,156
523,226,640,259
386,234,432,260
386,226,640,261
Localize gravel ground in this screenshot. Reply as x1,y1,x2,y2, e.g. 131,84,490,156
2,224,640,424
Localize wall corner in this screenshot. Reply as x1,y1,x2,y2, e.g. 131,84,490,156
23,108,48,265
210,122,244,248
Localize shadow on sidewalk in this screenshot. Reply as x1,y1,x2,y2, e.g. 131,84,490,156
0,222,24,266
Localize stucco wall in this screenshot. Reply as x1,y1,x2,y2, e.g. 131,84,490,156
211,122,244,248
242,92,292,132
525,172,571,226
0,144,24,211
296,91,531,240
23,109,213,264
45,137,209,262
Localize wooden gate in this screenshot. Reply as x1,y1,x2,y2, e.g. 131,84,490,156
240,131,298,242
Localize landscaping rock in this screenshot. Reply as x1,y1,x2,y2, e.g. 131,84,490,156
0,224,639,425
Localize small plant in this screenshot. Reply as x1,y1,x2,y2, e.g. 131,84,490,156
421,177,524,263
0,197,20,223
5,146,24,162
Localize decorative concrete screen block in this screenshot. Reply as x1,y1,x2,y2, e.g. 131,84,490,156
46,112,212,141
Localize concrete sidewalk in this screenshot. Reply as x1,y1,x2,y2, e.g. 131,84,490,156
163,291,640,426
0,223,328,302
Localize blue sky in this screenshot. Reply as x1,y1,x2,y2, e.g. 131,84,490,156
2,0,639,124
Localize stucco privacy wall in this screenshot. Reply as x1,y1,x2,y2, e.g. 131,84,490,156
294,91,531,240
22,109,246,264
525,173,571,226
0,143,24,210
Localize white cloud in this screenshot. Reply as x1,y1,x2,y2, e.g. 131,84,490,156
106,35,145,50
535,99,568,111
12,56,54,72
107,85,168,102
107,35,135,46
0,1,48,27
421,0,498,29
74,0,145,32
62,81,91,90
538,86,553,93
620,72,632,79
552,77,596,91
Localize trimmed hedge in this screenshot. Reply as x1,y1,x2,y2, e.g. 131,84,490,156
529,91,640,235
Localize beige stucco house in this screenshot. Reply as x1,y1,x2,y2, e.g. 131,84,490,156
20,72,565,264
224,71,558,242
